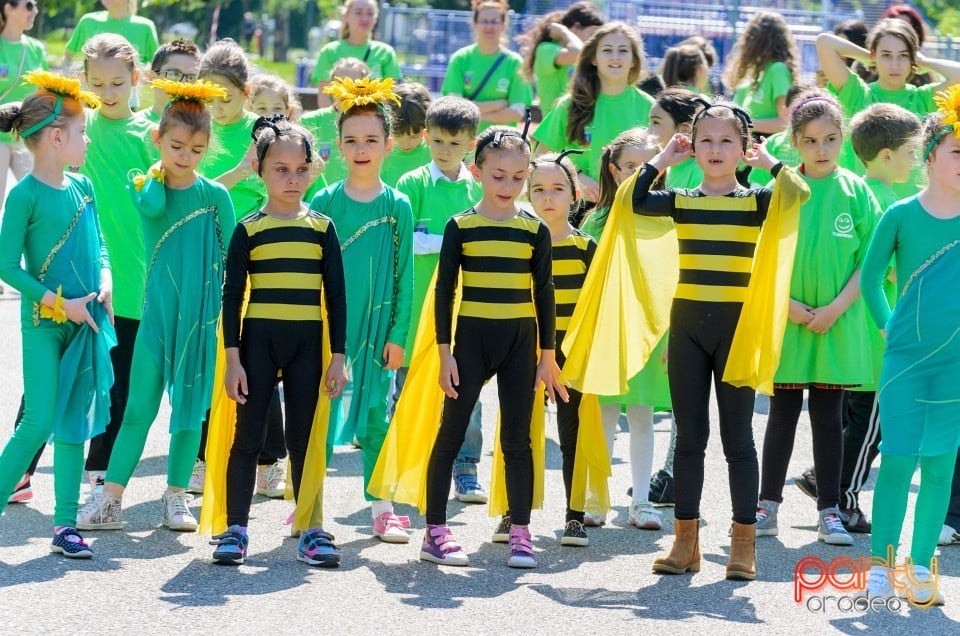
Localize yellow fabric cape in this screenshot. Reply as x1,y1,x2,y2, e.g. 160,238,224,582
367,269,610,516
560,165,809,399
199,302,333,536
560,169,678,395
722,167,810,395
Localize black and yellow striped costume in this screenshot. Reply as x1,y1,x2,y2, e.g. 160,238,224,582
632,162,780,526
427,208,555,527
552,230,596,523
220,210,346,527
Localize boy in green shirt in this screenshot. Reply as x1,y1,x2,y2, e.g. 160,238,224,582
795,102,921,533
381,83,432,187
392,96,488,504
142,39,202,125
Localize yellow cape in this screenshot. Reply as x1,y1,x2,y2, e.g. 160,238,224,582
560,169,679,395
199,303,333,536
722,166,810,395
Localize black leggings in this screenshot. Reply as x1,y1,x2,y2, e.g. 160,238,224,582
669,299,758,525
426,317,537,526
198,390,286,465
16,316,140,476
760,387,843,511
226,320,324,527
555,349,584,523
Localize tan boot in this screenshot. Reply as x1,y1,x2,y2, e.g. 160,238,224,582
652,518,700,574
726,521,757,580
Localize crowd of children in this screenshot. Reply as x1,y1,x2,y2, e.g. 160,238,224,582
1,0,960,607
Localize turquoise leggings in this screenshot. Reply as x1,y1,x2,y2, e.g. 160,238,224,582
0,324,85,527
104,340,201,490
871,451,956,569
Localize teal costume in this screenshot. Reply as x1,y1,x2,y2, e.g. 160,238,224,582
0,174,115,526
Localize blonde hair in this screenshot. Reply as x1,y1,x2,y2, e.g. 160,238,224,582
249,74,302,121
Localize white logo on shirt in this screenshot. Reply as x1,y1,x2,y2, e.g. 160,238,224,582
833,212,854,238
497,78,510,94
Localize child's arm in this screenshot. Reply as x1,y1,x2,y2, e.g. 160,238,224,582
216,143,256,190
631,134,693,217
917,53,960,91
816,33,869,92
222,223,250,403
90,189,115,325
321,222,348,398
859,207,898,332
531,222,568,403
383,197,414,370
214,184,237,251
436,219,462,398
0,188,58,303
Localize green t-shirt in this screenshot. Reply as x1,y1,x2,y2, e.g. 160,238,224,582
395,163,483,363
80,110,156,319
441,45,532,132
832,73,938,120
0,35,47,144
733,61,792,121
198,111,266,220
774,168,880,385
380,140,431,188
533,88,654,181
534,40,572,111
665,157,703,190
302,107,343,202
311,39,401,84
748,130,862,187
65,12,159,64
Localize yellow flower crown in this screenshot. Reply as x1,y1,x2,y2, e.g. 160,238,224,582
22,70,101,109
151,78,228,103
934,84,960,138
323,77,401,112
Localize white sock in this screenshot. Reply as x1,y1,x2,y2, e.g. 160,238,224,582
626,405,655,504
599,404,620,459
371,500,393,519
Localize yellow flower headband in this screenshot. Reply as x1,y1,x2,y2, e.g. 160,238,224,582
925,84,960,160
322,77,401,113
151,78,228,104
20,70,102,137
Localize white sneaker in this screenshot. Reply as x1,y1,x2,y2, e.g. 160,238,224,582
902,564,944,606
629,502,662,530
162,489,198,531
938,524,960,546
583,511,606,527
256,460,287,498
76,492,124,530
187,459,205,494
866,565,894,599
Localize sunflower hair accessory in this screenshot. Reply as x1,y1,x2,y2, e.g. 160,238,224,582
133,166,166,192
322,77,401,112
924,84,960,160
151,78,228,104
39,286,68,324
20,70,102,137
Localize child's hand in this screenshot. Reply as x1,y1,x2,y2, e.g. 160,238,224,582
235,143,256,179
651,133,693,170
788,299,814,325
225,355,248,404
806,304,841,334
744,139,777,171
65,293,100,332
438,347,459,399
382,343,404,370
324,353,347,398
536,350,569,404
578,174,599,202
98,269,114,326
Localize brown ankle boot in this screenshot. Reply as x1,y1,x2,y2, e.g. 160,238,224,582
652,518,700,574
726,521,757,580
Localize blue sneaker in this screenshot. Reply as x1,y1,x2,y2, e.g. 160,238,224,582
454,473,488,504
50,527,94,559
210,526,248,565
297,528,340,568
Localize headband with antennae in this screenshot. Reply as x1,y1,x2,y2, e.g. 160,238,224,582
691,99,754,150
530,148,585,211
474,108,533,162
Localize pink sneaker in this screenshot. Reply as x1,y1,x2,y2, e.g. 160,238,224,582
373,511,411,544
8,475,32,504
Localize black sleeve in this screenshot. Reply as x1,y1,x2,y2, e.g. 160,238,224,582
754,162,784,223
434,219,461,346
584,237,597,270
222,223,249,349
631,164,678,217
321,222,347,355
531,222,556,350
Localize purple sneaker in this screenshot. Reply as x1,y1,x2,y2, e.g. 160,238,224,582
297,528,340,567
419,525,469,566
50,527,94,559
507,525,537,568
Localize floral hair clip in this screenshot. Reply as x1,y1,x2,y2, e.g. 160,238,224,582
323,77,401,112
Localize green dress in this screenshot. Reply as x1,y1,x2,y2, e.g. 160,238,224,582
198,110,266,220
0,34,47,144
311,39,401,84
580,207,671,408
65,11,159,64
395,163,482,364
534,88,654,182
774,168,879,386
441,44,532,132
